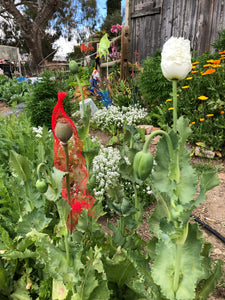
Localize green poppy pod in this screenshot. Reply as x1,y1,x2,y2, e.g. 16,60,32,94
69,60,79,74
133,150,153,181
36,179,48,193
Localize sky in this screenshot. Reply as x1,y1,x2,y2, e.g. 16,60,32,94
53,0,126,60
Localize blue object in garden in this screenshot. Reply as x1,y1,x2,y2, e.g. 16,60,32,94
90,78,98,95
17,77,26,83
97,90,112,109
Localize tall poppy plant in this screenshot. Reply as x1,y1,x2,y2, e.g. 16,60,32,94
52,92,94,232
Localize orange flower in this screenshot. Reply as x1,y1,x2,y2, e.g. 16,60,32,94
191,70,198,74
221,111,224,114
192,62,199,65
191,121,196,124
213,59,221,64
219,50,225,54
200,118,204,122
202,68,216,75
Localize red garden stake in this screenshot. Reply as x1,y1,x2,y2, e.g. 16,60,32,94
52,92,95,232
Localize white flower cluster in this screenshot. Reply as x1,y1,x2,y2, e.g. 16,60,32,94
91,105,148,132
92,146,121,198
32,126,43,138
32,126,52,139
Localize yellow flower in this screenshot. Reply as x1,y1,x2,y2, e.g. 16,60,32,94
200,118,204,122
186,77,193,80
182,86,189,89
206,60,214,63
206,114,214,117
191,70,198,74
166,99,172,102
198,96,208,100
177,94,179,96
203,64,212,67
192,66,196,69
192,62,199,65
213,64,222,68
192,121,196,124
168,107,174,111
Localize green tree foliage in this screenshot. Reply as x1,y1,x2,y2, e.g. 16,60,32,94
106,0,121,15
101,0,122,34
0,0,99,71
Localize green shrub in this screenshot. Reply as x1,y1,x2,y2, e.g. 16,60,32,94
25,71,72,128
212,29,225,51
137,55,171,107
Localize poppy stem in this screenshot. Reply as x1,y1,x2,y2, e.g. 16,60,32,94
172,80,178,132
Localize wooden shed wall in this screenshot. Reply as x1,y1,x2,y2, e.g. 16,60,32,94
130,0,225,62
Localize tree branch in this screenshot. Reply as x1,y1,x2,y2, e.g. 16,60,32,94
0,0,32,36
33,0,61,29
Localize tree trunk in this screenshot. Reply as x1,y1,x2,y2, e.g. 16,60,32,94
25,27,44,74
0,0,61,74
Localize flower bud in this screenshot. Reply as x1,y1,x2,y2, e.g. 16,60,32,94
69,60,78,74
133,151,153,180
161,37,192,81
36,179,48,193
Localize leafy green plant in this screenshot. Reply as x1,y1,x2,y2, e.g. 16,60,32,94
25,70,73,128
0,75,32,105
137,55,171,107
212,29,225,51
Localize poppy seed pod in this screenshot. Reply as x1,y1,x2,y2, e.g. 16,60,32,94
55,119,73,143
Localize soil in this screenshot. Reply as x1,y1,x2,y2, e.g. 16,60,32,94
1,102,225,299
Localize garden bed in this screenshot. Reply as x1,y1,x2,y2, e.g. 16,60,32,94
1,103,224,299
89,128,225,300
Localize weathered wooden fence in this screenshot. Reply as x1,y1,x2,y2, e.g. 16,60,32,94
130,0,225,62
